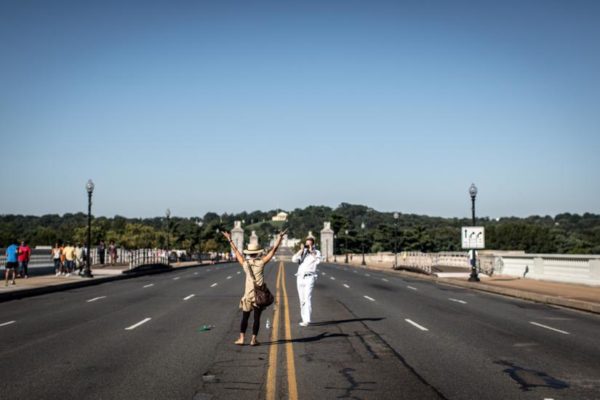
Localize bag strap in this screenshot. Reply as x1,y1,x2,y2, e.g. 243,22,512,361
245,260,260,286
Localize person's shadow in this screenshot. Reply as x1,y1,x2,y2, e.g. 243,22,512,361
264,318,385,345
309,317,384,327
265,332,348,345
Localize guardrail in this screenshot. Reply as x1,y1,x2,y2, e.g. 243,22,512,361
0,248,169,270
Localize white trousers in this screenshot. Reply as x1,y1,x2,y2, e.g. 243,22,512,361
297,274,316,323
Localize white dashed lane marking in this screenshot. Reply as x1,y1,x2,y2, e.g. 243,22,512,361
343,284,350,288
237,271,241,275
211,283,218,287
405,319,429,331
125,318,152,331
330,276,335,280
183,294,195,301
173,277,180,280
0,320,16,327
530,322,570,335
226,276,232,279
381,278,389,282
407,286,417,291
86,296,106,303
449,298,467,304
363,295,376,302
143,284,154,288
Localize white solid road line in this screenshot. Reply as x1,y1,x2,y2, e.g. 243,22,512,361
343,284,350,288
449,298,467,304
143,284,154,288
0,320,16,327
211,283,218,287
405,319,429,331
364,295,376,302
226,276,232,279
86,296,106,303
407,286,417,291
530,321,570,335
125,318,152,331
183,294,195,301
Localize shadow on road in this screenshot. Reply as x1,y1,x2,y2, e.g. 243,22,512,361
265,332,349,345
309,317,385,326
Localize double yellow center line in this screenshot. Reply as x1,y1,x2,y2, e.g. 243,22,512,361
266,262,298,400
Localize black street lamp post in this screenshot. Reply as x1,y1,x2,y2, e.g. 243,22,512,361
393,212,399,269
197,220,203,264
361,222,366,266
344,230,349,264
82,179,94,278
165,208,171,264
333,235,337,263
468,183,480,282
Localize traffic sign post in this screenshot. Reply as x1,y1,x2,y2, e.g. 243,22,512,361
462,226,484,282
461,227,485,249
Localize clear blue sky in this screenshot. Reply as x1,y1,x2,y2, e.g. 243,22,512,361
1,0,599,219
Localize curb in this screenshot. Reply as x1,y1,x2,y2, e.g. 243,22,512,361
0,262,228,303
329,262,600,315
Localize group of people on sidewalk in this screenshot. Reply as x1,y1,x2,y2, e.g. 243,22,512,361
51,242,89,277
222,229,322,346
4,240,32,286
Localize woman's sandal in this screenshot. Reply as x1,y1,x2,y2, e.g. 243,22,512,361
250,340,260,346
234,338,245,345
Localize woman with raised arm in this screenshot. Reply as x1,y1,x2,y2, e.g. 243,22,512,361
222,229,287,346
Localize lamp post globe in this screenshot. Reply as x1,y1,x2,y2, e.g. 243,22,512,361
360,222,366,266
82,179,95,278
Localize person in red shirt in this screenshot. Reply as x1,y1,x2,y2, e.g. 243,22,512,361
18,241,31,278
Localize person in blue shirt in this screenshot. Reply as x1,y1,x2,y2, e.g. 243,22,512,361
5,240,19,286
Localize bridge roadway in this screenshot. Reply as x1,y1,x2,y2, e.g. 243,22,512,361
0,261,598,399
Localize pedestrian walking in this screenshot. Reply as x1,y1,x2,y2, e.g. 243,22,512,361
18,240,31,278
292,235,322,326
62,242,76,277
4,240,19,286
75,243,84,275
51,243,62,276
222,229,286,346
108,241,117,265
97,240,106,265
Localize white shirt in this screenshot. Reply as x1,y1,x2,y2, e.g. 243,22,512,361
293,248,322,276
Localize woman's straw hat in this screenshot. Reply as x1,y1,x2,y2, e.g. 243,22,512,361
243,243,264,255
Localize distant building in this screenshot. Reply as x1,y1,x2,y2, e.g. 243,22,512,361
272,211,288,222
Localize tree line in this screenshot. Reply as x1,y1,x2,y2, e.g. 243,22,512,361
0,203,599,254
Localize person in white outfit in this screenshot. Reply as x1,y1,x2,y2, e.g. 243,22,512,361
292,235,321,326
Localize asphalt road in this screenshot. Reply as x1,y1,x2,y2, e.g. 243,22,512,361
0,261,598,400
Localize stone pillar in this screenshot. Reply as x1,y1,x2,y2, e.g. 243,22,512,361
320,222,334,262
250,230,259,246
231,221,244,253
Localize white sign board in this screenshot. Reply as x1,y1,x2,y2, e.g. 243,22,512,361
462,226,485,249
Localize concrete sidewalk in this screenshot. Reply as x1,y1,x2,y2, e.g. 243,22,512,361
333,260,600,314
0,261,210,302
